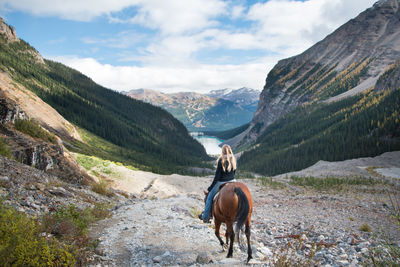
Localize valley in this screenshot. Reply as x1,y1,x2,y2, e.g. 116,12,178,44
125,88,260,132
0,0,400,266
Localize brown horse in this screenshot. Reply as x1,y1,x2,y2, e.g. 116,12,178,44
204,182,253,262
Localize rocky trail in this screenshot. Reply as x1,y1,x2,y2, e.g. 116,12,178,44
87,159,400,267
2,150,400,266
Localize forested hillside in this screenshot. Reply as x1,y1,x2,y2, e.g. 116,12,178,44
233,0,400,148
234,0,400,176
239,66,400,175
0,33,210,174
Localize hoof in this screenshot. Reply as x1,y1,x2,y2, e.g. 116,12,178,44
247,255,253,263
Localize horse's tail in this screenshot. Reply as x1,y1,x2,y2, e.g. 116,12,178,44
234,187,250,244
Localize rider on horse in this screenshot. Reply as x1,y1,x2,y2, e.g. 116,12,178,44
199,144,236,223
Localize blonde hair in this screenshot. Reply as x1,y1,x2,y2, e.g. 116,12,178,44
218,144,236,172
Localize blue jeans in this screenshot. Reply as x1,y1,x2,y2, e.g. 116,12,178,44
202,180,235,221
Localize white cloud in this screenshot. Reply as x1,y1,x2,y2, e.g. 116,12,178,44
246,0,376,53
4,0,378,93
51,55,277,93
0,0,142,21
128,0,227,35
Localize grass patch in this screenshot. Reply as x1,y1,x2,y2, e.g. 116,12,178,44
0,200,75,266
75,154,104,171
75,153,134,178
259,176,286,189
289,175,383,191
360,223,372,232
366,166,384,177
14,119,56,143
0,137,13,159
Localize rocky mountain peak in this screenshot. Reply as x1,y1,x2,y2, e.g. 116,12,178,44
229,0,400,149
0,17,18,42
0,18,44,64
373,0,399,9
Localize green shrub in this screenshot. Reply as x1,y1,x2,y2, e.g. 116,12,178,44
14,119,56,143
0,201,75,266
42,203,111,265
0,138,12,158
91,179,114,197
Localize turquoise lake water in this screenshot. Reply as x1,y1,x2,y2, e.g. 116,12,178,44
192,133,224,156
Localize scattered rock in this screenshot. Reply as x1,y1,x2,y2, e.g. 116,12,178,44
196,251,212,264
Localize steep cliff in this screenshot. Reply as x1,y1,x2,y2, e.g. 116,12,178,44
0,90,89,183
234,0,400,148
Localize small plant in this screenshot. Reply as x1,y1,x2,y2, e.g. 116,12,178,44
268,234,320,267
0,137,13,159
349,217,354,221
190,206,202,218
14,119,56,143
91,179,114,197
387,190,400,224
366,231,400,266
360,223,372,232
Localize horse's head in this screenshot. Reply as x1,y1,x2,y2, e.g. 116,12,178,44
203,190,208,204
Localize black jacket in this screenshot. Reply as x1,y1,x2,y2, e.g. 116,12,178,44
207,159,236,192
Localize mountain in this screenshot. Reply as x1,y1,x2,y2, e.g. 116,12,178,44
232,0,400,148
236,0,400,176
207,87,260,107
0,18,210,175
125,88,260,132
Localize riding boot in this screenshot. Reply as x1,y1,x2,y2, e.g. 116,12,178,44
198,212,211,223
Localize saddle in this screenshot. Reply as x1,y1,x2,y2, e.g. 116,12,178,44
213,182,235,202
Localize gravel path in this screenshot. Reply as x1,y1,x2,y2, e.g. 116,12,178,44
87,167,400,266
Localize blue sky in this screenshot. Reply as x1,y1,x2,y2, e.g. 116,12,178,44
1,0,376,93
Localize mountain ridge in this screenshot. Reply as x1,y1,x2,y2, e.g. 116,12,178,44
236,0,400,176
125,87,260,131
0,18,210,175
232,0,400,148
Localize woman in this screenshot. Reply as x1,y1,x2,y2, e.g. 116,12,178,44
199,144,236,223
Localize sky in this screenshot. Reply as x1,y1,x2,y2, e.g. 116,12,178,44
0,0,376,93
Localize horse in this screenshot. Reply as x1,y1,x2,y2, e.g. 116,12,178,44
204,181,253,262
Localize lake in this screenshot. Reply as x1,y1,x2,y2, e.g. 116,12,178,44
191,133,224,156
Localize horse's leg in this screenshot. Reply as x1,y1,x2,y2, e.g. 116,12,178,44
214,220,224,247
245,221,253,262
226,222,235,258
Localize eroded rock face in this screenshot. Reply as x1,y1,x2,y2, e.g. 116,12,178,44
0,17,18,42
0,92,27,123
234,0,400,148
0,92,86,184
